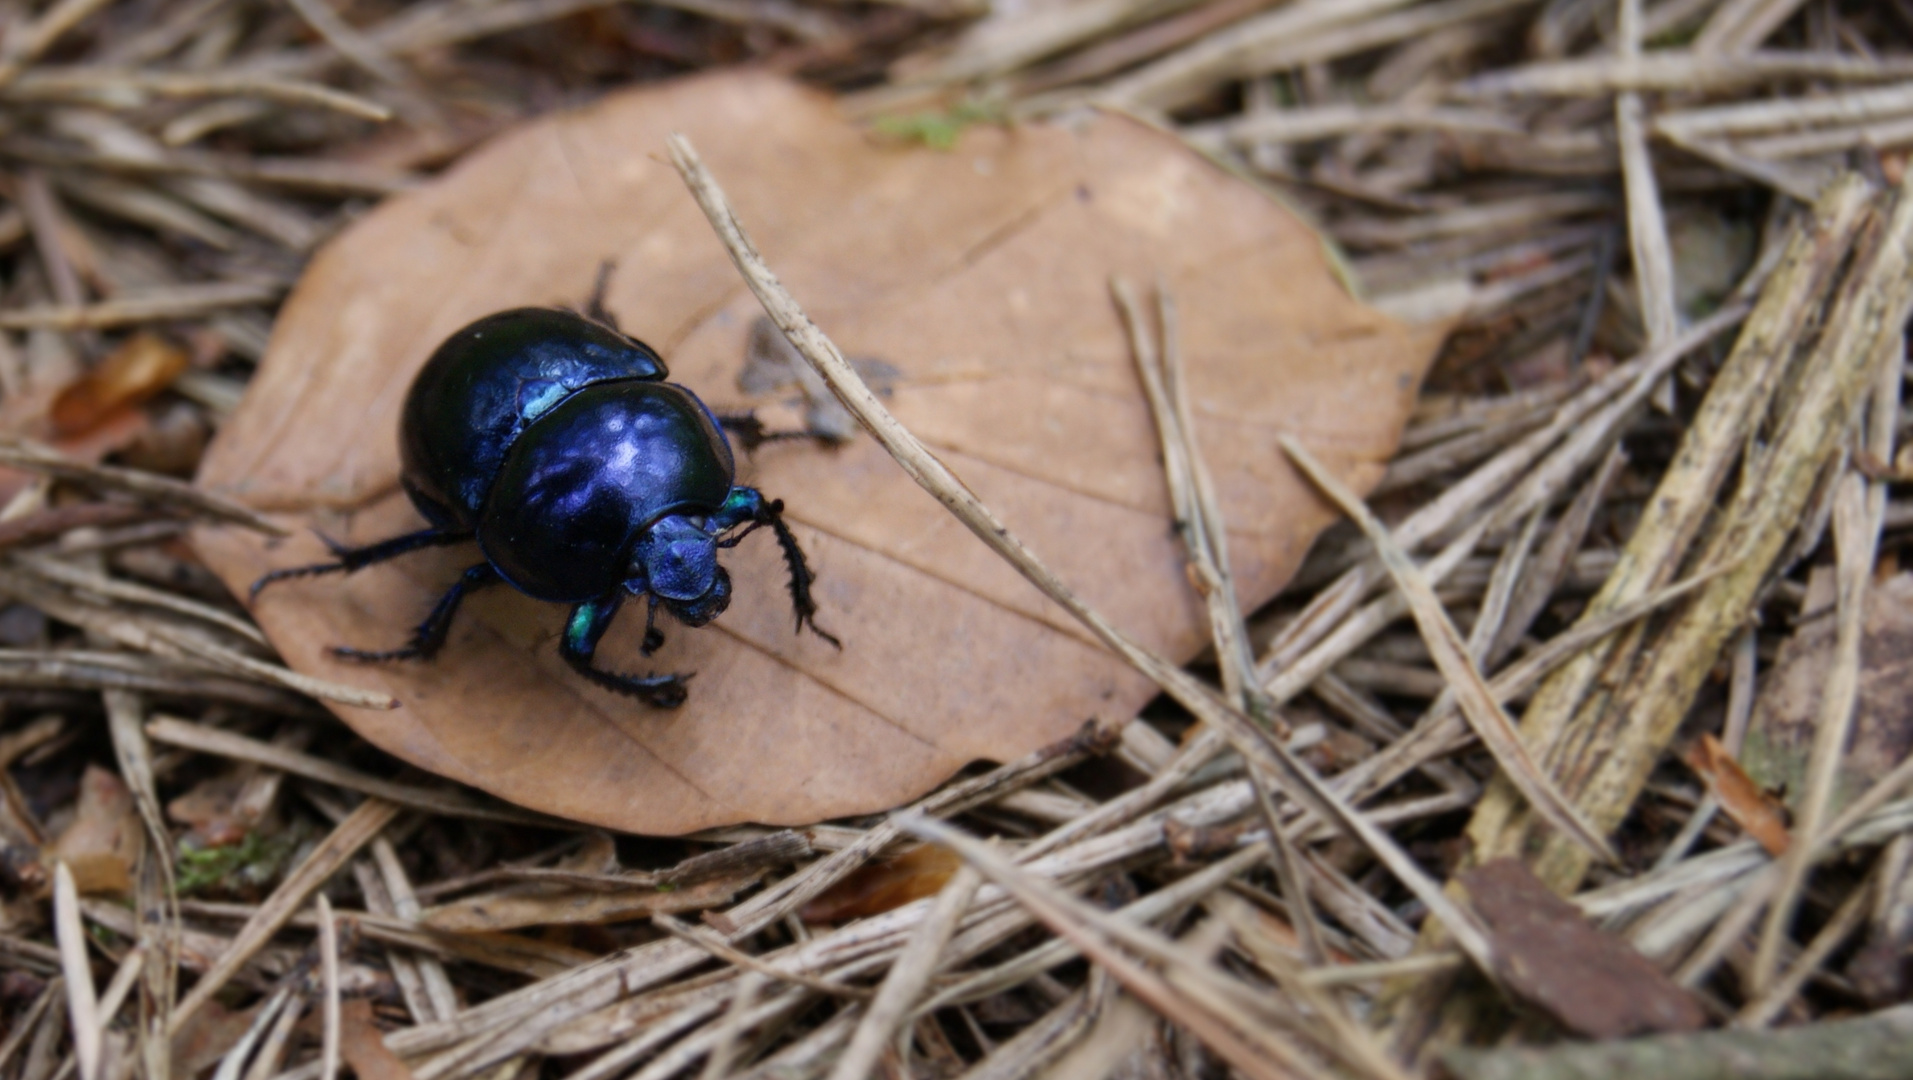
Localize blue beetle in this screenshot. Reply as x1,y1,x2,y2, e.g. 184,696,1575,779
252,288,837,707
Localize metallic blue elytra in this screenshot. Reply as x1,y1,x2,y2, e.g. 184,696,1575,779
399,307,668,532
253,299,837,708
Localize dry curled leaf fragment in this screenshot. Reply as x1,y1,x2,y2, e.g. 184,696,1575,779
799,842,962,923
340,998,415,1080
1745,571,1913,820
1683,732,1789,856
194,72,1442,834
50,333,190,438
1461,859,1706,1039
50,764,141,894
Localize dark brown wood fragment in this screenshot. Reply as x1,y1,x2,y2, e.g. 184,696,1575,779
1460,858,1706,1039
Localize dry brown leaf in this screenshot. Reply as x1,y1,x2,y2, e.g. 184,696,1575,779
50,765,141,895
799,842,962,923
0,406,152,506
1745,571,1913,818
170,998,260,1077
193,72,1442,834
166,772,260,848
1460,859,1706,1040
1683,732,1790,856
339,998,414,1080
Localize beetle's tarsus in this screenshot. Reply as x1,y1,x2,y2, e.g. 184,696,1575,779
561,592,689,706
583,260,619,329
251,527,467,600
569,663,691,708
641,596,666,656
327,562,500,663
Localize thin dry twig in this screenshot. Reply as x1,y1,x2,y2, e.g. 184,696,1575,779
52,862,101,1080
318,894,341,1080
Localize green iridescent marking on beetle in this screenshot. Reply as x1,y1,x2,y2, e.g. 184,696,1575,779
564,602,599,652
518,378,571,422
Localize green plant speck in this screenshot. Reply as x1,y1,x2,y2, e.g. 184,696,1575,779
176,831,297,895
871,102,1005,151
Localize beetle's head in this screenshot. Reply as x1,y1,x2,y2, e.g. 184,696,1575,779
631,514,731,626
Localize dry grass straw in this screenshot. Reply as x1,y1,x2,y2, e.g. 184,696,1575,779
317,894,341,1080
51,863,99,1080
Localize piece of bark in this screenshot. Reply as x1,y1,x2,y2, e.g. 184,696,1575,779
1460,858,1706,1039
1444,1004,1913,1080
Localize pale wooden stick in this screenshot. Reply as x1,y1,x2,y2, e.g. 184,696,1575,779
145,716,547,826
0,441,284,534
373,839,460,1020
1616,0,1679,360
53,863,100,1080
318,895,340,1080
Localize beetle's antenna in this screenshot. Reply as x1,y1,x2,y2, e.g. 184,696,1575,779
759,500,841,648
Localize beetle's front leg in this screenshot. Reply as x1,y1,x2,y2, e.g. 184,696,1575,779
712,488,840,648
333,563,500,662
560,592,690,707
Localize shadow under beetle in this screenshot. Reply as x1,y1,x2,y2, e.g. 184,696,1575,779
252,284,839,708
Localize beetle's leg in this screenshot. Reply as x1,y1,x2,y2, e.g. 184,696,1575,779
560,592,689,707
712,412,814,453
332,562,500,662
640,594,665,656
250,528,469,599
714,492,839,648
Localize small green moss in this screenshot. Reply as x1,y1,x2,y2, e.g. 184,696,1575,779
1647,25,1700,48
176,830,297,895
871,102,1006,151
